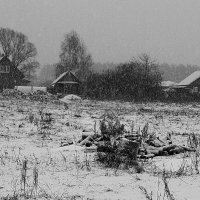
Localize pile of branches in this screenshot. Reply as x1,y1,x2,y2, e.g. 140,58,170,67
76,111,142,169
28,90,57,102
2,89,57,102
139,128,195,159
2,89,26,98
76,111,196,170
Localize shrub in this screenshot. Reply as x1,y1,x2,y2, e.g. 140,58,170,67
83,54,162,101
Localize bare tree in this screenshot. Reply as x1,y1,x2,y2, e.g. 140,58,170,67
20,60,40,81
58,30,92,80
131,54,162,98
0,27,37,69
133,53,155,79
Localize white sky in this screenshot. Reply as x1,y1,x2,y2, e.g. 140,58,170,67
0,0,200,65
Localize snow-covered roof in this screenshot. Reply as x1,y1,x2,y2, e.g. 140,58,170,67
51,70,80,85
161,81,177,87
51,72,67,85
58,81,79,84
178,71,200,86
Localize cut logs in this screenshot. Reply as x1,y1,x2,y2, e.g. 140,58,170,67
118,138,140,160
75,115,196,161
76,132,196,160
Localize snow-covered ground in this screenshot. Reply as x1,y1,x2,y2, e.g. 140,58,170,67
0,97,200,199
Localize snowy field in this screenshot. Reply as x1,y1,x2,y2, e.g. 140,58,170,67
0,95,200,200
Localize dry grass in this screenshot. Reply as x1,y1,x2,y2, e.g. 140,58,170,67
140,169,176,200
1,96,200,199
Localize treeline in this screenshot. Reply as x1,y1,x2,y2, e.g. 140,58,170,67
37,62,200,88
82,54,162,101
92,62,117,73
92,62,200,83
34,30,200,101
37,57,200,101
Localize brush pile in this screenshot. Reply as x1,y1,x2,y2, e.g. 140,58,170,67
2,89,25,98
2,89,57,102
28,90,57,102
77,111,196,162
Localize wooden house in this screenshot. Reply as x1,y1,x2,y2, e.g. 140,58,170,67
177,71,200,92
50,71,81,94
0,56,28,91
173,71,200,99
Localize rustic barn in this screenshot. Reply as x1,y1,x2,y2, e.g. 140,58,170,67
172,71,200,99
0,56,29,91
50,71,81,94
177,71,200,91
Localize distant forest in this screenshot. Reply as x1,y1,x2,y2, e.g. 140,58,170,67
36,62,200,86
35,64,57,86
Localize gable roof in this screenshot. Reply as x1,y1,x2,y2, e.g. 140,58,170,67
178,71,200,86
0,56,11,65
51,71,80,85
52,72,67,85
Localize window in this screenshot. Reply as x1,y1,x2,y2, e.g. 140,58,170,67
193,87,198,93
0,65,10,73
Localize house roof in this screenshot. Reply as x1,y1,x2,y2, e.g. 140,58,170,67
58,81,79,84
178,71,200,86
51,71,80,85
51,72,67,85
161,81,177,87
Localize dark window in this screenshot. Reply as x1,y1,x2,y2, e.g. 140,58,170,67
0,65,10,73
193,86,198,93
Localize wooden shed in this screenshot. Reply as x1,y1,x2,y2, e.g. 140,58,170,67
0,56,29,91
50,71,81,94
172,71,200,99
177,71,200,92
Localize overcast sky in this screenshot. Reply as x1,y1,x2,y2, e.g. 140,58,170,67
0,0,200,66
